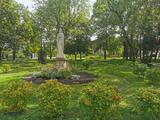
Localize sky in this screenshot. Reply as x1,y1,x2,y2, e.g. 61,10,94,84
16,0,96,11
16,0,35,11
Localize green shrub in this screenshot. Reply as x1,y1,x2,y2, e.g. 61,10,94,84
0,81,33,113
79,83,122,119
1,64,11,73
59,71,72,79
38,48,47,64
82,60,94,69
37,80,71,118
135,88,160,118
133,63,148,78
146,68,160,83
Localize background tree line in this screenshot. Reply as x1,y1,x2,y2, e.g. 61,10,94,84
0,0,159,63
92,0,160,63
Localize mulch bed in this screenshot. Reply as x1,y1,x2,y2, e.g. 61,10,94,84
24,72,97,85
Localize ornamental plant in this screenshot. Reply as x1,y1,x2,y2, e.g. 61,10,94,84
135,88,160,119
36,80,71,118
1,81,33,113
33,69,73,79
79,83,122,119
1,64,11,73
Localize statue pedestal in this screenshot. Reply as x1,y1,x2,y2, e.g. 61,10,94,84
54,58,67,71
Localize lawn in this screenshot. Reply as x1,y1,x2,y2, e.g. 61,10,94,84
0,58,160,120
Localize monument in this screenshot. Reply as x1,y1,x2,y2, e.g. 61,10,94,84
55,28,67,71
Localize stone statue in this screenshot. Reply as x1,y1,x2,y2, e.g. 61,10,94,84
55,28,67,71
56,28,65,58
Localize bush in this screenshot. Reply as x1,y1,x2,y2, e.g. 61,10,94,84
0,81,33,112
135,88,160,118
1,64,11,73
79,83,122,119
38,48,47,64
146,68,160,83
59,71,73,79
36,70,73,79
82,60,94,69
37,80,71,118
133,62,148,78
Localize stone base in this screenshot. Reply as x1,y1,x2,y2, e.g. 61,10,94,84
54,58,66,71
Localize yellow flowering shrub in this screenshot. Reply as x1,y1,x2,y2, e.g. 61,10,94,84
2,64,11,73
135,88,160,118
36,80,71,118
0,81,33,112
79,83,122,119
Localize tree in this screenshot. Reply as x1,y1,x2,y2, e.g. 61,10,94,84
92,0,160,62
0,0,37,60
34,0,91,60
66,12,91,60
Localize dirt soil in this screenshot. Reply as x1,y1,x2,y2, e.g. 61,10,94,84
24,72,97,85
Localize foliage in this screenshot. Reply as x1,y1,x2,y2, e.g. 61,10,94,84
79,83,122,119
135,88,160,118
1,64,11,73
146,68,160,83
35,70,73,79
0,0,38,61
36,80,71,118
82,60,94,69
0,81,33,113
38,48,47,64
133,62,148,78
92,0,160,61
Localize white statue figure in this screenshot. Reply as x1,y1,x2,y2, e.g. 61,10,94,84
56,28,65,58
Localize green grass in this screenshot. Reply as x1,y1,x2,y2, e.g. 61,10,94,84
0,58,160,120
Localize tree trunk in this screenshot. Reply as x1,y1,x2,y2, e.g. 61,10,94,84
49,41,52,60
30,53,32,59
75,53,77,60
135,50,138,59
123,42,128,60
155,48,159,60
142,49,145,62
12,47,16,61
104,50,107,60
149,51,153,63
0,47,2,61
80,52,82,60
140,48,142,60
130,47,135,61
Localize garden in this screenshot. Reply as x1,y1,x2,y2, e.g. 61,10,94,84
0,58,160,120
0,0,160,120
